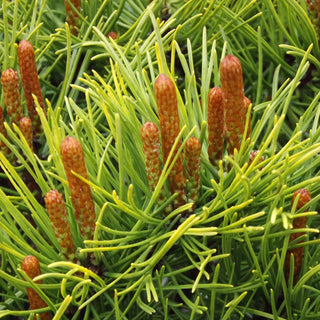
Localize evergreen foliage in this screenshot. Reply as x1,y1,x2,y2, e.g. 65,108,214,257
1,0,320,319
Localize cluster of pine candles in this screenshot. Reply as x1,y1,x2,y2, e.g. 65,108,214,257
0,38,94,319
141,54,250,214
0,34,314,318
2,1,320,319
1,40,45,155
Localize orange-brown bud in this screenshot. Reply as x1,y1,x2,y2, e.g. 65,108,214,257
44,190,75,260
18,40,46,137
208,86,224,164
285,189,312,285
60,136,95,239
64,0,81,35
1,68,23,126
19,117,33,151
185,136,201,210
154,74,186,208
220,54,247,154
141,121,162,191
107,31,117,40
21,255,51,320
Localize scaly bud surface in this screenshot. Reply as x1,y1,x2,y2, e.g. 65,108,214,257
44,190,75,260
154,74,186,208
64,0,81,35
19,117,33,151
21,255,51,320
207,86,224,164
220,54,247,154
285,188,312,285
141,121,169,212
60,136,95,239
1,68,23,126
18,40,46,137
141,122,162,191
185,136,201,210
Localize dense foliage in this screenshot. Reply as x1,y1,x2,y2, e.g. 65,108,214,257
1,1,320,319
